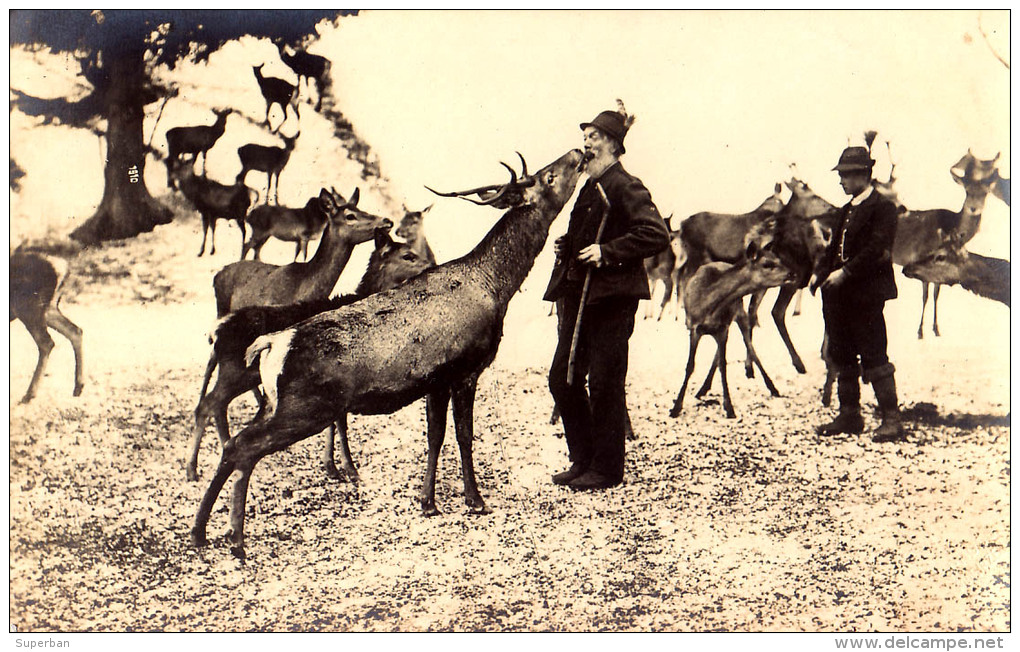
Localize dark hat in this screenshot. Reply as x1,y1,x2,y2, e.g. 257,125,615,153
832,146,875,173
580,110,629,154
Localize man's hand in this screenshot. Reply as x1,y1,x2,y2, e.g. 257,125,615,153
553,235,568,261
577,244,604,267
821,268,848,291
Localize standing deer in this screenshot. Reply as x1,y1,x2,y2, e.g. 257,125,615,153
236,132,300,205
212,187,391,317
276,42,331,111
903,235,1010,308
188,226,433,482
165,108,232,188
252,64,299,132
681,179,836,377
191,149,583,558
10,246,85,403
242,196,327,261
895,150,1000,338
669,240,798,419
172,165,255,257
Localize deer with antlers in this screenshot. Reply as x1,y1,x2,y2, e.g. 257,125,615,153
191,150,583,559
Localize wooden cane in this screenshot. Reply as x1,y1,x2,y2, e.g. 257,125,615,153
567,182,610,386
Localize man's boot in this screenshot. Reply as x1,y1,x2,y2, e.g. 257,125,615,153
871,372,905,443
816,369,864,436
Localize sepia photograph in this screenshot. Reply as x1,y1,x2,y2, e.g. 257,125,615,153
7,8,1011,635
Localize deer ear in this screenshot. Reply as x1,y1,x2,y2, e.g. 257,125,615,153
350,187,360,207
318,188,337,211
374,227,394,250
422,204,433,214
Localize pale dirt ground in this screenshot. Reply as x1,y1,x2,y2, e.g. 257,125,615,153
7,194,1011,632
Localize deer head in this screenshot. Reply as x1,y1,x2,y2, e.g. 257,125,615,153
425,152,536,209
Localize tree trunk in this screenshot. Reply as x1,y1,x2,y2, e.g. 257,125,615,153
71,48,172,245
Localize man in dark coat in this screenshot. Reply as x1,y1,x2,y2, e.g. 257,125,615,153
544,105,670,489
811,145,904,443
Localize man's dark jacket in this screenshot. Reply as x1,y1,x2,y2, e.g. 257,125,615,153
544,162,669,304
817,187,899,303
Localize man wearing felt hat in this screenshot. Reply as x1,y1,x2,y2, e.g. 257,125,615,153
544,100,670,489
810,144,904,443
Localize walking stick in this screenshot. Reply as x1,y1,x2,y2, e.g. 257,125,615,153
567,182,610,386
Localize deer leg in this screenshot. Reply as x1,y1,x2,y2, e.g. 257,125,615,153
237,220,247,261
45,307,84,397
198,216,211,256
739,299,756,378
420,389,451,517
19,313,55,404
695,358,717,399
219,401,333,558
771,286,806,374
917,281,929,339
191,452,235,548
932,284,941,337
791,288,803,316
208,219,217,256
452,376,489,515
715,330,736,419
669,331,701,418
273,172,280,205
734,310,779,396
658,276,674,321
323,414,359,483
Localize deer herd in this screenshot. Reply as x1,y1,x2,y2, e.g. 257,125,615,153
10,108,1010,559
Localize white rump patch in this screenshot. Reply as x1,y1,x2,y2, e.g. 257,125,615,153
245,329,296,416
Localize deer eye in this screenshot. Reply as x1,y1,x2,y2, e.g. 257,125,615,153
401,252,418,262
545,172,556,185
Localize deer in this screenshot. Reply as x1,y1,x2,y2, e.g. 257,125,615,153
236,132,300,205
188,226,434,482
902,232,1010,308
251,64,299,132
242,196,327,261
191,149,584,559
10,245,85,404
164,108,232,189
894,150,1000,338
276,42,331,111
212,187,391,317
395,204,438,266
680,178,836,378
668,239,799,420
172,165,256,257
642,215,679,320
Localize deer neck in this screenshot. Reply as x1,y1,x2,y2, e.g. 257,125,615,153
692,264,758,323
305,222,358,286
459,203,554,307
957,185,991,242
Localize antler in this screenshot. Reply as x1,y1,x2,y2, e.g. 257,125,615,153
426,154,534,207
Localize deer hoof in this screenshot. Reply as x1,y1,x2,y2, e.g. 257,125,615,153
229,545,246,561
190,528,208,548
466,498,491,515
324,461,342,481
794,361,807,374
185,468,199,483
421,505,441,518
19,394,34,405
73,384,83,397
668,407,681,419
